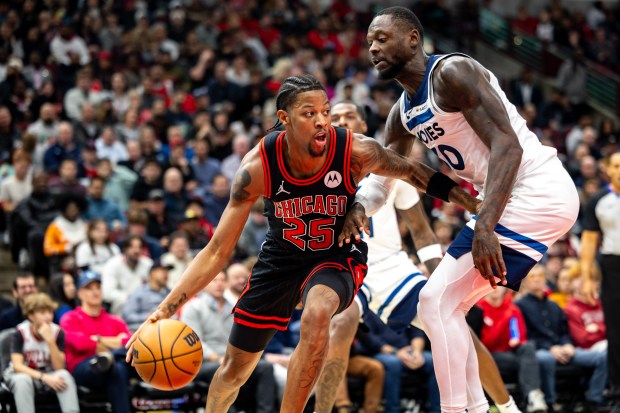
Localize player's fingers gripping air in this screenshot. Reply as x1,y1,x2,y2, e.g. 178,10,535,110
338,210,370,246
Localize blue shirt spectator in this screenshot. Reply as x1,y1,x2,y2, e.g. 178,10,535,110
83,177,127,228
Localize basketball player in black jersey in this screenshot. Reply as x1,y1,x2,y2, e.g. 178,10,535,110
125,74,480,413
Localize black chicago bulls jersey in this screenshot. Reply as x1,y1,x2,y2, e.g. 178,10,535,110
259,126,364,257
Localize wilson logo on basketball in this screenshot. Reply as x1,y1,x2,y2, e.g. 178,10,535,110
133,349,139,359
324,171,342,188
183,331,200,347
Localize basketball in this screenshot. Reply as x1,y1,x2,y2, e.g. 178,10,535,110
132,319,203,391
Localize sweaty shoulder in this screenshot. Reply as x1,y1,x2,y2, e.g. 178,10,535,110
231,145,264,203
432,56,490,112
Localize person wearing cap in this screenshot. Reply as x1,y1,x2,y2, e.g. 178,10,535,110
130,158,163,211
122,260,173,333
178,209,211,254
101,235,153,315
6,292,79,413
145,188,175,245
60,270,131,413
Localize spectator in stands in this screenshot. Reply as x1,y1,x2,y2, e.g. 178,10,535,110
221,134,250,183
115,109,140,143
0,149,32,216
181,271,276,413
565,275,607,353
145,189,175,246
95,158,137,214
332,348,384,413
62,70,97,121
48,273,77,323
536,9,554,43
43,194,87,264
118,140,143,173
177,208,211,254
160,232,192,289
75,219,121,275
223,262,250,305
200,173,229,226
102,235,153,315
162,167,190,227
168,140,197,192
43,123,83,177
517,266,608,409
50,19,90,93
130,158,163,210
354,311,440,413
207,60,243,114
0,107,17,164
6,292,79,413
123,209,164,260
191,138,221,188
25,103,58,144
60,270,131,413
47,159,87,199
588,27,618,69
237,198,268,258
477,288,548,412
83,176,126,229
555,50,588,113
72,102,102,146
0,273,37,330
95,127,128,164
510,67,544,111
122,260,172,333
549,265,573,309
10,172,58,276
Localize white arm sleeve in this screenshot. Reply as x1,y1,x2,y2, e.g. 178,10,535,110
355,174,396,216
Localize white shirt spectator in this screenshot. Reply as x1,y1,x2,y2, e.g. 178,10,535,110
101,254,153,315
75,241,121,275
63,88,100,122
160,251,193,289
95,137,129,164
50,35,91,66
0,171,33,207
26,120,58,144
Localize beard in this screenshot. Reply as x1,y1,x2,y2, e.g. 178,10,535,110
377,60,406,80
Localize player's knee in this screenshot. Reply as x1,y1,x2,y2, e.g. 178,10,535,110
300,309,331,349
217,359,252,388
418,285,438,317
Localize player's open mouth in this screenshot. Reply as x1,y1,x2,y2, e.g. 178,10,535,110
372,58,387,69
313,131,327,148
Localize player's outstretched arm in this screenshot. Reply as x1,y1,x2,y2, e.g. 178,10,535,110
125,147,264,362
350,134,479,212
433,57,520,286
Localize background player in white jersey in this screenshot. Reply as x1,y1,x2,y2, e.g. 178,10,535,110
315,102,528,413
340,7,579,413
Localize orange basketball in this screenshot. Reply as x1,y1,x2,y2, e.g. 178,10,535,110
132,319,203,390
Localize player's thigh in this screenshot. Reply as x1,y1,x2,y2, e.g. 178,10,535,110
420,253,492,312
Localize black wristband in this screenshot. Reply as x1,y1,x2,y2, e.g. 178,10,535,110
426,172,458,202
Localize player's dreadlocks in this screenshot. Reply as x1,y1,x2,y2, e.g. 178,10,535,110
267,74,326,132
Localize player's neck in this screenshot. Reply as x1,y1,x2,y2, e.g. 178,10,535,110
282,135,329,179
396,53,430,100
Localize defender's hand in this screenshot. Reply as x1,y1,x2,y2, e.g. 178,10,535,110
338,202,370,246
125,308,168,363
472,229,507,289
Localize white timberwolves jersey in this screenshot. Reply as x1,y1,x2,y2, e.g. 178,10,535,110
359,178,420,265
400,53,557,196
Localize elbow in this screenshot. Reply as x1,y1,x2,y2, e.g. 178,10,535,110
505,142,523,163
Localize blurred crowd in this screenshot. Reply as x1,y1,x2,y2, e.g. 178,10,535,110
0,0,618,412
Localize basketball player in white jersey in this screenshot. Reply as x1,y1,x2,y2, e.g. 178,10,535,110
315,102,527,413
340,7,579,413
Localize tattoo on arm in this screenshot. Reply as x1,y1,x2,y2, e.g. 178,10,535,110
166,292,187,316
231,169,252,202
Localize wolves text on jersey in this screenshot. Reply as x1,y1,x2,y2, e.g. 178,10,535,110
273,194,348,219
416,122,445,144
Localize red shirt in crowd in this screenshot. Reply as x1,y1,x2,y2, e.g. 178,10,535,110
564,297,606,349
478,294,528,353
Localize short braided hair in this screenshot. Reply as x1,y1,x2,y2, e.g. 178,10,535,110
375,7,424,39
268,74,326,132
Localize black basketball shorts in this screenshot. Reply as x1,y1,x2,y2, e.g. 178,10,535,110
229,244,368,353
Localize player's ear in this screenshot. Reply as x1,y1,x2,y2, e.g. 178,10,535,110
277,109,289,125
409,29,421,48
361,120,368,134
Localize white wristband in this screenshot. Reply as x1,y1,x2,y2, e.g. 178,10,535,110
417,244,443,263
